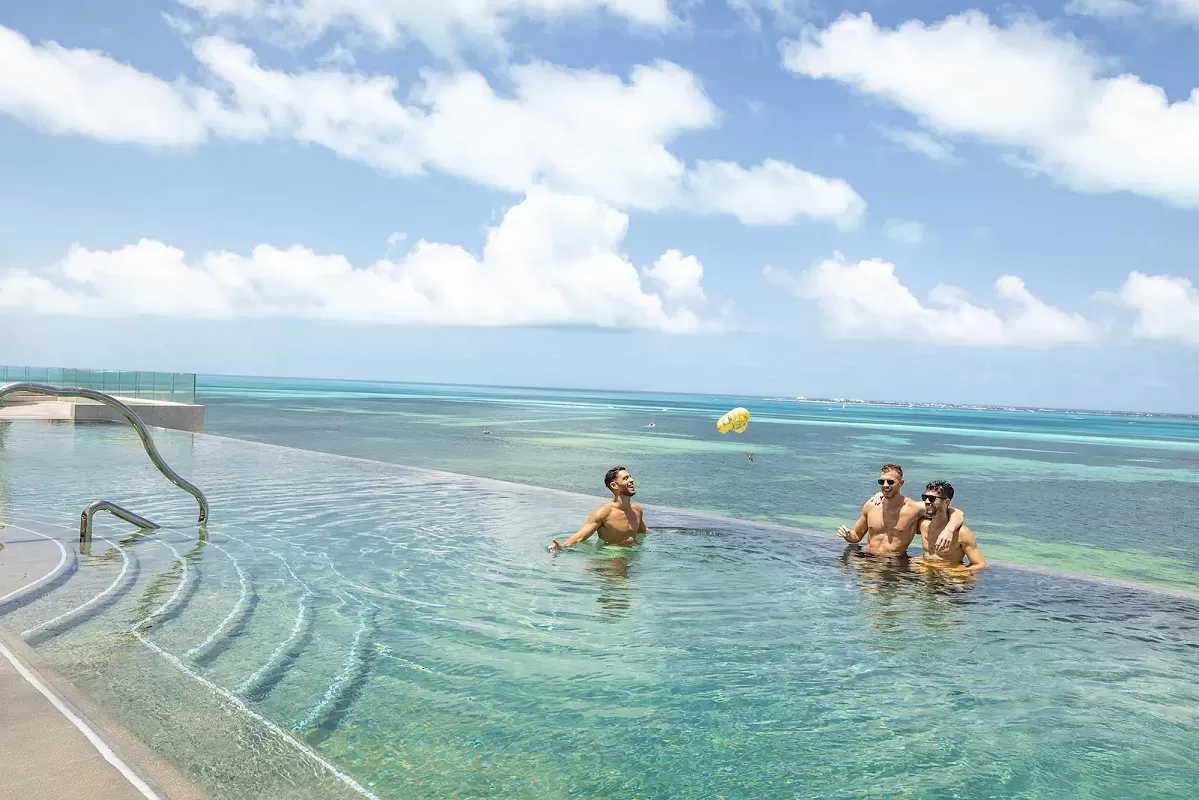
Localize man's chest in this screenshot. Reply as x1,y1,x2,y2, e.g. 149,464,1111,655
921,525,961,555
603,511,640,533
867,506,915,536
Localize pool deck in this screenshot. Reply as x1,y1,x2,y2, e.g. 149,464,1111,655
0,526,208,800
0,395,204,433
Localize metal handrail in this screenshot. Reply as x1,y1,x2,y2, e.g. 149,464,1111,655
0,382,209,538
80,500,160,542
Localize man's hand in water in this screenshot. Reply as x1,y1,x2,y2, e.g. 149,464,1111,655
837,526,856,542
548,539,564,552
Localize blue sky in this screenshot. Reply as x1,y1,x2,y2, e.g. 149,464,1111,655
1,0,1198,412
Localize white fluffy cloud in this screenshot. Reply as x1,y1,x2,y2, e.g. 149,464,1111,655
0,26,209,145
767,256,1096,346
1115,272,1199,344
680,158,864,228
0,26,863,228
643,249,705,304
783,11,1199,207
176,0,676,57
0,188,713,333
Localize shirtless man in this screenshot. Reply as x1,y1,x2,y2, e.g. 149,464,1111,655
917,481,987,572
837,463,965,557
548,466,648,552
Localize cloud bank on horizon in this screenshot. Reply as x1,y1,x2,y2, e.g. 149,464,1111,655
1,0,1198,386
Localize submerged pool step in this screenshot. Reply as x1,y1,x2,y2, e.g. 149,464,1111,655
292,592,379,744
227,557,317,701
3,517,215,645
245,583,381,739
32,600,375,800
184,544,259,666
0,523,80,621
124,527,381,742
0,516,174,638
182,533,318,692
5,518,384,749
154,529,384,743
157,540,260,663
20,537,143,645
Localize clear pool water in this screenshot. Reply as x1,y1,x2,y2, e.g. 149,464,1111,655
1,421,1198,798
199,375,1199,595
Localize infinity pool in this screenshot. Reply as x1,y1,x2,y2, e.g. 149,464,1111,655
1,421,1197,798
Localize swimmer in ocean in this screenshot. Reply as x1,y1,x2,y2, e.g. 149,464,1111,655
837,463,965,557
916,481,987,572
549,466,648,552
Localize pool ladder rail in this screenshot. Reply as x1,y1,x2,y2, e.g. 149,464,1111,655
0,382,209,541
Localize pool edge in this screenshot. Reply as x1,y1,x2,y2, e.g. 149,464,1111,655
0,624,211,800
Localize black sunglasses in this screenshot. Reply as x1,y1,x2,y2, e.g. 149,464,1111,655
921,494,944,502
877,478,897,486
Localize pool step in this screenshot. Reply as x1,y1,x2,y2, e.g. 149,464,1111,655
0,524,79,619
22,539,142,645
3,518,381,749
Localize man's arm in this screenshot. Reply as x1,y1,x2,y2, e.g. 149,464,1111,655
549,507,608,552
959,528,987,572
932,506,966,553
837,504,870,544
635,504,648,533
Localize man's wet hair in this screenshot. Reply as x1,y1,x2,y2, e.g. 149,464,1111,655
604,466,627,491
926,480,954,500
880,463,904,478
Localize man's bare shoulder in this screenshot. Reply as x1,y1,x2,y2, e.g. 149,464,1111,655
632,502,644,513
590,503,615,520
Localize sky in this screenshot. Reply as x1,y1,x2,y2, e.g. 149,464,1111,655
1,0,1198,412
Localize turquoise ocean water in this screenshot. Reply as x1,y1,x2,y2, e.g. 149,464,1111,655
0,374,1196,799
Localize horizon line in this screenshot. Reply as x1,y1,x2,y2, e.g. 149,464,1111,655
194,370,1199,420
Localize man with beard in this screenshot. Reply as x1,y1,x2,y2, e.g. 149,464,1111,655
549,466,648,552
836,463,965,557
918,481,987,572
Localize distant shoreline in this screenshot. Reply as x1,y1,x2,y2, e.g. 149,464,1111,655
197,373,1199,421
764,396,1199,420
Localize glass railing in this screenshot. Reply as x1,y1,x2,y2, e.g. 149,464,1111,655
0,366,197,404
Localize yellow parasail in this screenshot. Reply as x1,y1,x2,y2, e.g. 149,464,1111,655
716,407,751,434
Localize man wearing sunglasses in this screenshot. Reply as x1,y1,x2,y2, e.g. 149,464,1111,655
918,481,987,572
836,464,965,557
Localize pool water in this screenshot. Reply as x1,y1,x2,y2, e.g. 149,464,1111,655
199,376,1199,595
1,421,1197,798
